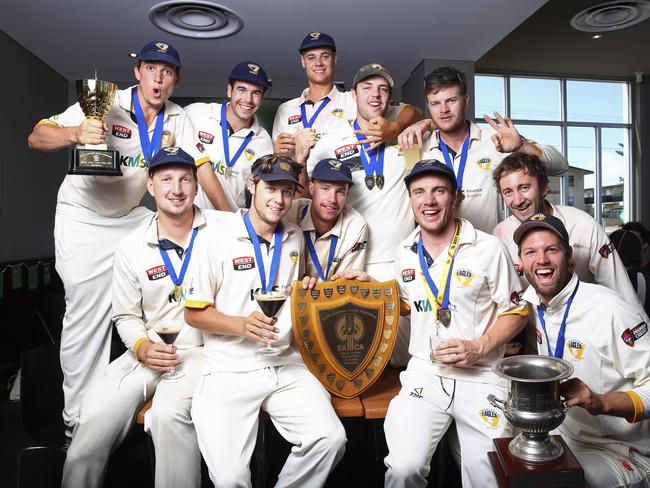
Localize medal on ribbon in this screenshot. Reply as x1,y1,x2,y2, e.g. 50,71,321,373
537,280,580,359
220,103,254,179
158,227,198,303
439,121,470,193
354,121,385,190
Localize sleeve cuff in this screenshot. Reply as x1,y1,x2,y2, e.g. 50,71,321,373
195,156,211,167
498,306,530,318
133,338,150,358
185,299,213,309
36,119,60,127
625,390,645,423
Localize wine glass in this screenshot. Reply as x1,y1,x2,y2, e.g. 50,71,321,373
253,285,289,356
152,321,185,380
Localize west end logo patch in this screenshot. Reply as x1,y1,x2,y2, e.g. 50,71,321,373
233,256,255,271
198,131,214,144
401,268,415,283
288,114,302,125
146,265,168,280
112,125,131,139
334,144,359,160
621,322,648,347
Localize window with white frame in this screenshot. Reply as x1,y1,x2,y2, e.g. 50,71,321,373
475,75,631,233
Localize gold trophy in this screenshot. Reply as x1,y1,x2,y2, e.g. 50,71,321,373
68,76,122,176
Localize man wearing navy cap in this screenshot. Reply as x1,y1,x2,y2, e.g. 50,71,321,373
516,214,650,488
272,32,421,161
289,158,368,284
376,160,527,487
63,147,224,488
185,154,346,486
186,61,274,211
27,40,209,439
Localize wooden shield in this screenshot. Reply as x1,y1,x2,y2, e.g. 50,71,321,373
291,278,400,398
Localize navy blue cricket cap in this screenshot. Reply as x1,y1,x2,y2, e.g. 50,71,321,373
138,40,181,68
252,159,302,187
404,159,458,190
148,147,195,175
312,158,353,185
299,32,336,53
513,213,570,246
229,61,271,90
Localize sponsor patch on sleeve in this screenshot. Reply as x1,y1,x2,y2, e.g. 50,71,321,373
401,268,415,283
510,290,524,305
621,322,648,347
233,256,255,271
196,142,206,153
198,131,214,144
599,242,614,258
350,240,367,253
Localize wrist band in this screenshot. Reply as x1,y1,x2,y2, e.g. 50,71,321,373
625,390,644,423
133,338,150,358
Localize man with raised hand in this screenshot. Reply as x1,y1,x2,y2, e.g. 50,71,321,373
516,214,650,488
272,32,421,159
185,154,346,487
288,158,368,285
63,147,218,488
493,152,648,321
27,40,208,440
398,66,568,233
186,61,273,211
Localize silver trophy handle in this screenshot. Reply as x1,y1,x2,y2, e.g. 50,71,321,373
488,394,506,412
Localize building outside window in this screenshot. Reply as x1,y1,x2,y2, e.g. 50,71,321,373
475,75,631,233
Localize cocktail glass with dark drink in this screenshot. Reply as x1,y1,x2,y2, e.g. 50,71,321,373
253,285,288,356
152,321,185,380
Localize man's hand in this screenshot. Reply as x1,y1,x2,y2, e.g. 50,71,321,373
238,311,279,345
354,116,400,151
560,378,605,415
75,118,107,146
482,112,528,154
275,132,296,157
329,269,374,282
302,275,319,290
294,128,318,164
137,342,179,372
433,338,483,366
397,119,434,149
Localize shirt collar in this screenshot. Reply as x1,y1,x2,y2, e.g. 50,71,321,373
298,85,340,104
145,205,207,246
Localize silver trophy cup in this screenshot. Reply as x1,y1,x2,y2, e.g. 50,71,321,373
488,355,573,464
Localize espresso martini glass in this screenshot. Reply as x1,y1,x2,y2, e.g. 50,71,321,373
152,321,184,380
253,285,289,356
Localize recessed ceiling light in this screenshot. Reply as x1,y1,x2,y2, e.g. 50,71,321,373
592,34,603,39
571,0,650,32
149,1,243,39
129,52,138,58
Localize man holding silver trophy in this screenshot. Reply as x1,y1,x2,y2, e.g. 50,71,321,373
515,214,650,488
27,40,209,441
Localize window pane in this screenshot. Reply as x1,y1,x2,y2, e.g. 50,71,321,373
567,127,596,216
566,81,629,124
510,77,561,121
474,75,505,119
601,128,628,233
515,125,563,205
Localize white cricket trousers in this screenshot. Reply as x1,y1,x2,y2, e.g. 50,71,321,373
384,367,512,488
191,363,347,488
62,347,203,488
562,436,650,488
366,261,411,367
54,204,152,429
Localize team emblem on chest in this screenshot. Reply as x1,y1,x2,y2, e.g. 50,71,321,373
454,268,474,287
476,157,492,172
566,339,585,360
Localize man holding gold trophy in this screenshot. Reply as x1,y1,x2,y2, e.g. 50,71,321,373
27,40,209,441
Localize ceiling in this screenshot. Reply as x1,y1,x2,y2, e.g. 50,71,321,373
478,0,650,79
1,0,547,96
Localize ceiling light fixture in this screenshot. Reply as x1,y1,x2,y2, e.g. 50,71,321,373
571,0,650,32
149,1,244,39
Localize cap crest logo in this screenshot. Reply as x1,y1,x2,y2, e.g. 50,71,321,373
279,162,291,172
328,160,342,170
155,42,169,53
163,147,179,155
248,63,260,74
530,213,546,221
309,32,321,40
370,63,384,71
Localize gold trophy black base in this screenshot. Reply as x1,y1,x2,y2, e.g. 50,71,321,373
488,436,588,488
69,148,122,176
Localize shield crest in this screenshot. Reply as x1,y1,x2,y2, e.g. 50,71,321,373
291,278,400,398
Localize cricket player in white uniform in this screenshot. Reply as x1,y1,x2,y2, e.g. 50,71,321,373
185,154,346,487
398,66,568,233
287,158,368,283
516,214,650,488
63,147,220,487
272,32,420,161
27,41,209,438
186,61,273,211
366,160,528,488
301,64,416,364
